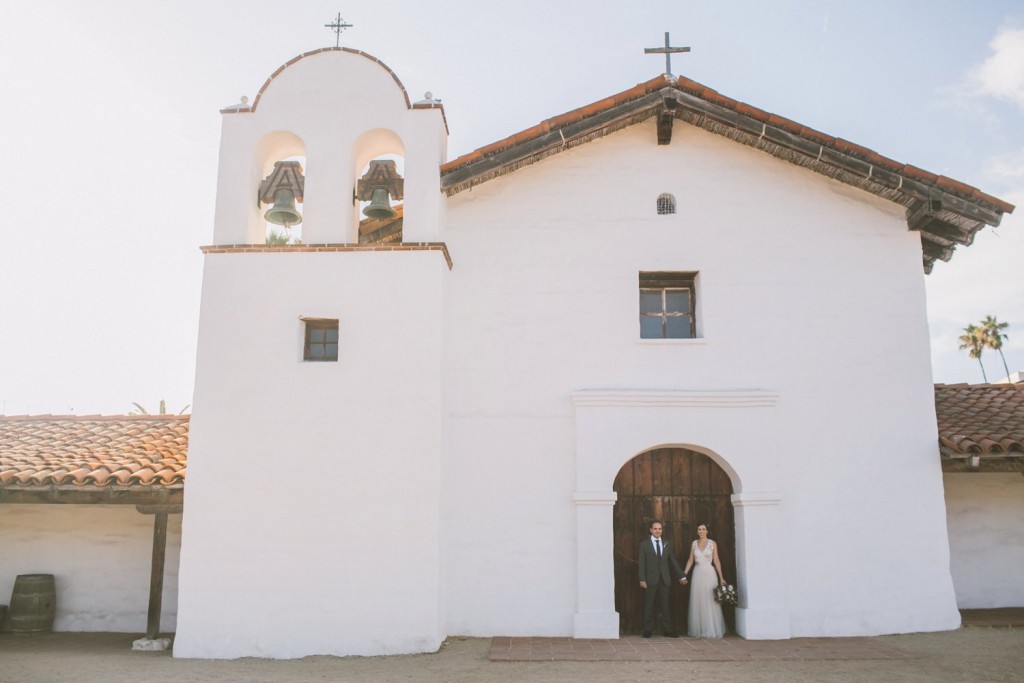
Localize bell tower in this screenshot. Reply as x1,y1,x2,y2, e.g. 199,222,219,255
176,48,451,659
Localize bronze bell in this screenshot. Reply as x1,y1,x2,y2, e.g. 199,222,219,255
264,188,302,226
363,188,397,220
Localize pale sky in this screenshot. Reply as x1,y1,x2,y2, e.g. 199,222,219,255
1,1,1022,415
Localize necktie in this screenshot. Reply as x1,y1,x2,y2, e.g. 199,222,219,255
656,539,662,557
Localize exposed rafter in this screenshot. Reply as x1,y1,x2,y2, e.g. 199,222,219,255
657,96,676,145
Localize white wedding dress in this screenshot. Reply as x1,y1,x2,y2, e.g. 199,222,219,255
687,539,727,638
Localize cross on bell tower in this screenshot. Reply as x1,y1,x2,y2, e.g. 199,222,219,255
325,12,353,48
644,32,690,77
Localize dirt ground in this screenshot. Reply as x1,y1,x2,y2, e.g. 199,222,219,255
1,628,1022,682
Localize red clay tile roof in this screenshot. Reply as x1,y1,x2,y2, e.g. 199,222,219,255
439,73,1014,273
440,73,1013,212
935,383,1024,454
1,387,1017,491
440,74,668,181
0,415,188,489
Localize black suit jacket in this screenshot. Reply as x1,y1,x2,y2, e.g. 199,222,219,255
638,537,684,586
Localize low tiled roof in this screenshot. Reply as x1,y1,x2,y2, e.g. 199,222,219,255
0,415,188,489
1,386,1018,493
935,383,1024,454
440,73,1014,273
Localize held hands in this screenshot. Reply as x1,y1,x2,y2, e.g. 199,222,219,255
679,577,688,585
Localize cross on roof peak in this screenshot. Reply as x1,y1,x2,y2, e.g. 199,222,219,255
644,32,690,77
325,12,353,48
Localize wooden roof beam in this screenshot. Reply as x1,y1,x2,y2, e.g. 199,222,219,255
921,237,955,262
0,487,183,506
899,176,1004,227
657,96,676,145
907,201,978,245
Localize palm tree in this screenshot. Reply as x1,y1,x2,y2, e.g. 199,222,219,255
958,324,988,383
266,228,301,245
980,315,1011,381
130,400,190,415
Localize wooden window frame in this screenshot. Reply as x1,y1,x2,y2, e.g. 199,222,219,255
639,272,697,339
303,318,339,362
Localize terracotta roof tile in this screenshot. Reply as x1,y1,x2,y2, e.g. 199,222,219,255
934,383,1024,454
733,102,769,122
613,83,651,103
511,121,549,146
0,415,188,489
936,176,976,197
702,89,735,108
901,164,939,184
834,138,882,161
767,113,803,135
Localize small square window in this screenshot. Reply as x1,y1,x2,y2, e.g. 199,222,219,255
639,272,697,339
303,319,339,361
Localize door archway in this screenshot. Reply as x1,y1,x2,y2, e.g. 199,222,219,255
613,446,736,634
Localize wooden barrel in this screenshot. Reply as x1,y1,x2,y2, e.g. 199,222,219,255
9,574,56,635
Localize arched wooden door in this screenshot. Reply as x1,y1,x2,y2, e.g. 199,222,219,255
613,447,736,634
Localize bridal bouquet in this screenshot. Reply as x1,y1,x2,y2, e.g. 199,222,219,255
714,584,738,606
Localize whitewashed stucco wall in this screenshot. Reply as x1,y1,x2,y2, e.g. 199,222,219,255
0,505,180,632
945,473,1024,607
441,121,958,638
176,251,447,659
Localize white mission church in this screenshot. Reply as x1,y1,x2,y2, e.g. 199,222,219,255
1,44,1019,659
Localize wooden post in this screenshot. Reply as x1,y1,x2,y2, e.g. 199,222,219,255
146,511,168,639
135,503,181,641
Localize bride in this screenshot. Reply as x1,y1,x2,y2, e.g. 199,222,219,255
683,523,727,638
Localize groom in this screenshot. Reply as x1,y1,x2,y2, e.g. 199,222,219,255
638,520,687,638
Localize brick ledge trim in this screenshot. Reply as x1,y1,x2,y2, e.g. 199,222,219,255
200,242,453,269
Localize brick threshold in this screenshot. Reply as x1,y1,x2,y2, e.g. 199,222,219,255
960,607,1024,627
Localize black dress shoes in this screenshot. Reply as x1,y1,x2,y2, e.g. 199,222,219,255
642,631,652,638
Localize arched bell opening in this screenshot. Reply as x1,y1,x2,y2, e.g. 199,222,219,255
254,131,306,245
612,446,737,635
353,129,405,244
260,154,307,245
